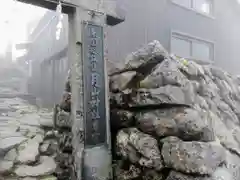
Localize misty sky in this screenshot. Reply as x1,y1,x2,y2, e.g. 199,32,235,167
0,0,46,57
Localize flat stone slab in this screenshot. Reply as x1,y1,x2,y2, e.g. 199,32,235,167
0,116,17,122
0,131,21,139
39,118,54,128
4,148,17,162
40,176,57,180
0,160,13,174
18,125,44,136
117,128,163,171
161,137,226,175
22,178,38,180
18,114,41,126
15,156,56,177
0,104,15,113
17,134,43,164
166,171,209,180
0,136,27,154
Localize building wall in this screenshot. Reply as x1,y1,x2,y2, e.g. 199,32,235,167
26,10,69,108
106,0,240,74
27,0,240,107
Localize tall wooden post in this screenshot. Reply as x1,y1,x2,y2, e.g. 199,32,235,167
15,1,124,180
69,8,113,180
68,7,84,179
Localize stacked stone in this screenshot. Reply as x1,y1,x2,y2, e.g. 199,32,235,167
109,40,240,180
54,70,74,180
0,97,58,180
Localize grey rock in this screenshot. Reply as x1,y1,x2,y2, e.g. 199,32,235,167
139,59,188,88
4,148,17,161
110,91,131,107
17,134,43,164
161,138,226,175
39,142,50,154
39,117,54,128
18,114,41,126
114,162,141,180
182,81,196,105
137,108,214,142
160,136,180,144
0,116,18,123
40,139,58,156
137,111,178,138
142,170,164,180
55,110,72,128
0,136,27,154
18,124,44,136
0,160,13,174
207,111,240,156
205,98,220,116
0,104,15,113
116,129,140,164
0,131,23,139
198,77,219,98
110,110,135,129
22,178,38,180
210,66,230,83
166,171,209,180
116,128,163,170
224,151,240,180
132,86,186,106
125,40,168,70
139,71,164,89
178,60,205,79
110,71,136,92
195,95,209,110
15,156,56,177
40,176,57,180
218,108,239,129
4,177,19,180
212,167,233,180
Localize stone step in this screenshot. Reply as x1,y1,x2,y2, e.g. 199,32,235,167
0,136,27,154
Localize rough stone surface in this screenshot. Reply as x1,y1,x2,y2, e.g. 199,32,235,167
166,171,209,180
107,40,240,180
17,135,43,164
17,40,240,179
4,148,17,162
161,138,226,175
0,72,58,180
0,161,13,174
15,156,56,177
39,117,54,128
0,137,27,154
136,108,214,142
116,128,163,170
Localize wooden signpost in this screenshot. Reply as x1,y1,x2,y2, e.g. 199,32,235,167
15,0,124,180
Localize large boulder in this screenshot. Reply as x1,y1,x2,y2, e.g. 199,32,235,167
136,108,214,142
161,137,226,175
116,128,163,171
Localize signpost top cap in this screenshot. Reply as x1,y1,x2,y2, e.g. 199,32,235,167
16,0,125,26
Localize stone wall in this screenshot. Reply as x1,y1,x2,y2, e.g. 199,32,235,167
109,40,240,180
58,40,240,180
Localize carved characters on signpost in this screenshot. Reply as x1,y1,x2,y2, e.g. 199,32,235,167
83,22,107,146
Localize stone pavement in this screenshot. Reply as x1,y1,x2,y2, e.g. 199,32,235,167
0,88,58,180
